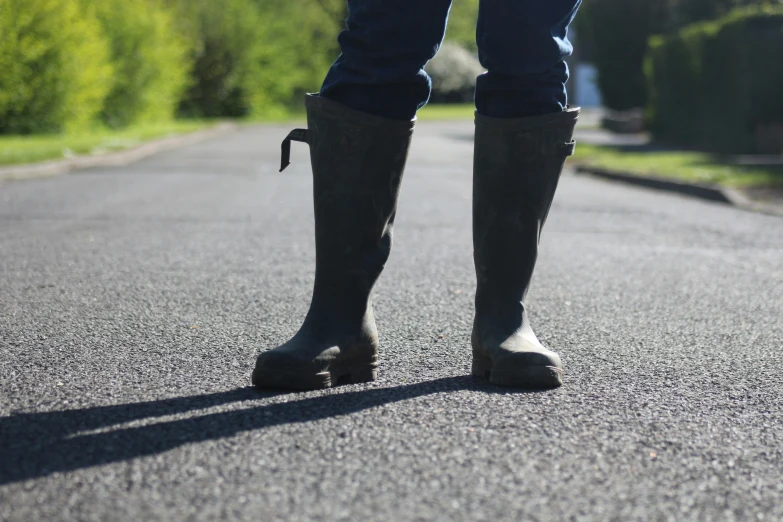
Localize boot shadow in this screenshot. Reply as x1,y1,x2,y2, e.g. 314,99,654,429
0,375,547,485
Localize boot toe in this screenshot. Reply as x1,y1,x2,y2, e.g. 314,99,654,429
252,350,329,390
489,354,563,389
491,349,563,389
473,342,563,389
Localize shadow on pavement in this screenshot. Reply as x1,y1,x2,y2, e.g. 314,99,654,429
0,376,543,485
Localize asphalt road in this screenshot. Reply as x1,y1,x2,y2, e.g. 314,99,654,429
1,121,782,521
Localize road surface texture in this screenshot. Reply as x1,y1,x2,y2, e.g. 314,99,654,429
1,121,782,521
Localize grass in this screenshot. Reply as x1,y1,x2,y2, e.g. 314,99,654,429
0,120,216,167
241,102,601,125
237,102,477,124
417,103,475,121
0,105,471,169
572,143,783,188
251,102,478,122
416,103,601,129
7,107,776,192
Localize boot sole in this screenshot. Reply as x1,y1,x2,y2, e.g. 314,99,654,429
253,363,377,391
472,358,563,389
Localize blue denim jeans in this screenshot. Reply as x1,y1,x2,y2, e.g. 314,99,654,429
319,0,582,120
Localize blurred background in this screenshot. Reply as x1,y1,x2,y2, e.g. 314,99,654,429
0,0,781,176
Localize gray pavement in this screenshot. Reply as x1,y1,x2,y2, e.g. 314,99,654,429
1,121,782,521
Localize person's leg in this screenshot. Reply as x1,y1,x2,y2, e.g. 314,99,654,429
253,2,452,390
471,0,581,388
319,0,454,121
475,0,582,118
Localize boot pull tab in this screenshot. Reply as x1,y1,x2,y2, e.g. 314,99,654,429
562,141,576,157
280,129,309,172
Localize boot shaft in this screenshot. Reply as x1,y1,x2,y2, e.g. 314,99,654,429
473,109,579,314
305,95,414,278
284,95,415,326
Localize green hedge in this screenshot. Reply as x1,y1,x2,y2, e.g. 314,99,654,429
165,0,263,118
0,0,189,133
646,6,783,153
87,0,191,128
574,0,670,111
575,0,776,113
0,0,113,133
168,0,339,119
248,0,339,117
0,0,347,133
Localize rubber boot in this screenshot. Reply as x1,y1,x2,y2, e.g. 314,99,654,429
252,94,414,390
471,109,579,388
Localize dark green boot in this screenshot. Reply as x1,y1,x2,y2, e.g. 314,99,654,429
252,94,414,390
471,109,579,389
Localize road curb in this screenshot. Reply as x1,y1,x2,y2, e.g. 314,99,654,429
575,165,783,217
0,122,239,183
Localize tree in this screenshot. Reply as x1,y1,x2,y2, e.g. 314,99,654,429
574,0,669,110
0,0,113,133
575,0,778,111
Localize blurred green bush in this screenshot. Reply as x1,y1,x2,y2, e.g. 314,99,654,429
445,0,480,53
574,0,778,113
646,6,783,153
574,0,669,111
249,0,341,117
0,0,344,133
167,0,340,119
87,0,191,128
0,0,114,133
165,0,266,118
575,0,669,111
0,0,495,136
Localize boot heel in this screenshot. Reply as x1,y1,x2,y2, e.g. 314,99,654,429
472,357,492,380
348,365,377,384
330,365,377,386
